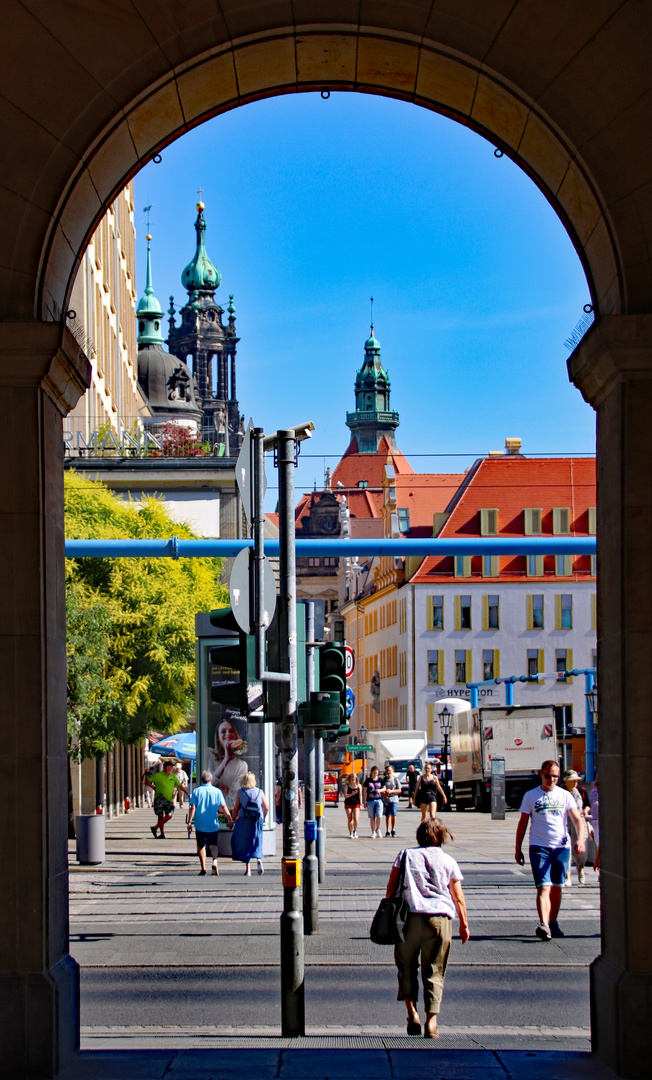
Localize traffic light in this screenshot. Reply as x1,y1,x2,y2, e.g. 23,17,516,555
319,643,347,725
298,690,341,733
209,607,264,719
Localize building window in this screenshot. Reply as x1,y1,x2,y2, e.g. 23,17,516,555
358,480,368,488
556,555,572,576
553,507,571,535
455,595,472,630
427,595,444,630
483,649,499,679
556,647,574,682
556,594,572,629
455,649,470,684
397,507,410,532
323,557,338,566
524,508,542,535
483,594,499,630
527,648,541,677
427,650,443,685
307,557,320,567
527,594,544,629
480,508,498,535
454,555,472,577
334,620,344,640
527,554,544,577
482,555,499,577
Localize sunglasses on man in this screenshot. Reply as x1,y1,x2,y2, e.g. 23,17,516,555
542,773,559,780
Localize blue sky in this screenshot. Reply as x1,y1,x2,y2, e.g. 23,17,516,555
134,92,594,505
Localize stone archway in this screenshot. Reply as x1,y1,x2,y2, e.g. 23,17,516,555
1,6,651,1078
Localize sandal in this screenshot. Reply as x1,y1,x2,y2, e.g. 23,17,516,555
424,1016,439,1039
406,1019,422,1036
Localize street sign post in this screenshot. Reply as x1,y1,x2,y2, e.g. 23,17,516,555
228,546,276,635
347,743,373,752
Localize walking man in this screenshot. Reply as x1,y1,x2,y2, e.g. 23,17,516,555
514,759,585,940
173,761,189,808
187,770,232,876
146,761,187,838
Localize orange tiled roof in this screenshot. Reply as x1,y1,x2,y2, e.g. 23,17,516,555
395,473,465,536
410,456,596,583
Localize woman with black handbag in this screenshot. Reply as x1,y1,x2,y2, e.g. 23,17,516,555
384,818,469,1038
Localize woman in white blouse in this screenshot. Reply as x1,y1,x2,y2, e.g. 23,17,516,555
385,818,469,1038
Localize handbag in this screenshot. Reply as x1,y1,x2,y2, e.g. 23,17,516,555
369,851,410,945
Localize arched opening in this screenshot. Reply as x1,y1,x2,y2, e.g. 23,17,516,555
2,11,651,1079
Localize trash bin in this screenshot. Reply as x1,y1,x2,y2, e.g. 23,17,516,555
75,814,105,864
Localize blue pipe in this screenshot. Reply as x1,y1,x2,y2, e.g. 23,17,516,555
65,536,597,559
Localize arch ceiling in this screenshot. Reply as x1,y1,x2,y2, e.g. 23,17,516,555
1,2,650,322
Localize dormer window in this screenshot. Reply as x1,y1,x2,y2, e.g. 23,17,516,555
480,508,498,536
358,480,368,489
397,507,410,533
524,508,542,535
553,507,571,535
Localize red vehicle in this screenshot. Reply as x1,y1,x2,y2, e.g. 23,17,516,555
324,771,339,805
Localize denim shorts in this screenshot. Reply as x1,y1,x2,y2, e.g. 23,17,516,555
529,844,571,887
384,799,399,816
367,799,383,819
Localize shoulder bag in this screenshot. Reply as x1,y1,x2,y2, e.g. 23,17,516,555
369,851,410,945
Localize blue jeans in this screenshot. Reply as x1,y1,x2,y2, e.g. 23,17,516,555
367,799,383,819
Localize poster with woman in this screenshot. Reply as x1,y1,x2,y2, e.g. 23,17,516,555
207,711,264,811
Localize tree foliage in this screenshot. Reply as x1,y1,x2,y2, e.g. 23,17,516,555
65,472,228,759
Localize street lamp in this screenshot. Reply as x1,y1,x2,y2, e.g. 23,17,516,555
586,686,598,719
439,706,452,812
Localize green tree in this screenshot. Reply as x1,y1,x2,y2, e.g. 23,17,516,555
65,472,227,754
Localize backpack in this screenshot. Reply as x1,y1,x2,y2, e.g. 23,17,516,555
243,789,262,822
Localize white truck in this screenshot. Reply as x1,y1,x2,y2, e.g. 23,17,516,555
447,702,557,811
366,729,428,796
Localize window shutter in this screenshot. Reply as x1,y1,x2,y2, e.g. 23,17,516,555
466,650,472,682
538,649,545,675
555,595,562,629
427,703,435,741
526,595,533,630
454,595,461,630
591,593,597,630
438,650,444,685
494,650,500,678
426,595,433,631
588,507,597,535
482,595,489,630
566,649,574,683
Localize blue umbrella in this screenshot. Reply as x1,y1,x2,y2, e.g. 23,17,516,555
150,731,197,761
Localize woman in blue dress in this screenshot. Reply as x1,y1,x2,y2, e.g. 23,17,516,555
230,771,269,876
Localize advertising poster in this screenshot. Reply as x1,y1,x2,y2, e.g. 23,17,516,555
206,648,265,812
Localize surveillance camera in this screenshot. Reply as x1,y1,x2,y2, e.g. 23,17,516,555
262,421,315,451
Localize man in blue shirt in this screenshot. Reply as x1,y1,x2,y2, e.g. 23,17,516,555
188,770,232,876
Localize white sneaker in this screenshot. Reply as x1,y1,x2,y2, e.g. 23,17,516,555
349,832,354,839
257,860,264,875
565,871,572,886
211,863,218,876
535,922,552,941
353,831,358,838
375,829,382,838
578,867,586,885
244,866,251,876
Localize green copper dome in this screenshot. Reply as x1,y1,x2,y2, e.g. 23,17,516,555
181,202,221,294
137,236,164,345
365,333,381,351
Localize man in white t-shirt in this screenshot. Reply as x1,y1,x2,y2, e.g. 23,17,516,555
515,759,585,941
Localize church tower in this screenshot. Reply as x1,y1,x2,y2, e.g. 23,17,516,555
345,325,399,452
167,200,243,453
137,231,201,425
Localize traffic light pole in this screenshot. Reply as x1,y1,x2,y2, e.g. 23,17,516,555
303,602,318,934
277,429,305,1036
316,735,326,883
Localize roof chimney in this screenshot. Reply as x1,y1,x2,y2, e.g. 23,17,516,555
505,437,522,456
